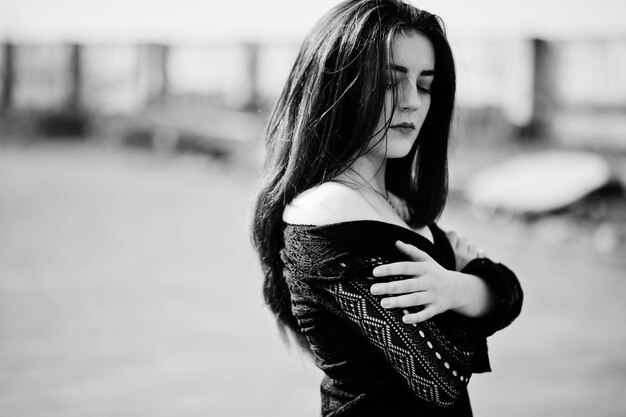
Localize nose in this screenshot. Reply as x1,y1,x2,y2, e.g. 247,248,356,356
398,85,421,112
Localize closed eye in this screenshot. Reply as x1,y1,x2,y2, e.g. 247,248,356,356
417,85,431,94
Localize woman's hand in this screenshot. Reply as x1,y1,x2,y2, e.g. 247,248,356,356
370,241,466,324
445,230,485,271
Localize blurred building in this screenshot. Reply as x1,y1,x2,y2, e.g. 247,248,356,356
2,38,625,149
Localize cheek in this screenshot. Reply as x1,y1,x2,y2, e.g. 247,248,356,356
380,96,395,120
419,99,432,122
374,104,393,134
422,97,432,112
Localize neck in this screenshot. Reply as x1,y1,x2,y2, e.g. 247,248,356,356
337,153,388,195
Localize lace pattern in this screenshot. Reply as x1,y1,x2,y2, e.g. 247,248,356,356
280,221,522,408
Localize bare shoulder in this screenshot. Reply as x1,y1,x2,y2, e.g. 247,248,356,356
282,182,382,225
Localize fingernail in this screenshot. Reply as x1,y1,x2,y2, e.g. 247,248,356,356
372,267,381,277
380,299,390,308
370,284,381,294
402,315,411,323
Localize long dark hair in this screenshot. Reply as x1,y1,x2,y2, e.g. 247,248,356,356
251,0,456,347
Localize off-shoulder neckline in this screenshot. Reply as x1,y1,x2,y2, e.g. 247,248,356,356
283,219,438,247
283,220,456,270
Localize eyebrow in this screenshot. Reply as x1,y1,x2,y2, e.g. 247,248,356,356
388,64,435,76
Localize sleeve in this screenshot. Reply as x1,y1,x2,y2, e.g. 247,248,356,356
315,256,488,407
461,257,524,337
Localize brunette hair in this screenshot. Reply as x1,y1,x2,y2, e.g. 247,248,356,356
251,0,456,346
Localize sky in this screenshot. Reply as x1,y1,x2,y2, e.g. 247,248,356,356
1,0,625,44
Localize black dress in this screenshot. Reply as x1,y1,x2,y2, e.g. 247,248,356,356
280,220,523,416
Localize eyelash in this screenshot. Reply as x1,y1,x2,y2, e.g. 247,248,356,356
385,82,431,95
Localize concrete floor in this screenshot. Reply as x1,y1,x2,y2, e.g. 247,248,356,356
1,142,625,416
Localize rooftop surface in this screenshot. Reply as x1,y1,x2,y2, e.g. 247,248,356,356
1,141,625,416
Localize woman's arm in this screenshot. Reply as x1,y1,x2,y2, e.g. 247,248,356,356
314,270,482,406
371,240,522,335
282,225,496,405
445,231,500,318
371,241,499,323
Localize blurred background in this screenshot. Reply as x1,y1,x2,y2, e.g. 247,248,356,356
1,0,625,416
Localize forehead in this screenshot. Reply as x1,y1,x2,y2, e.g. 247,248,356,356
389,30,435,73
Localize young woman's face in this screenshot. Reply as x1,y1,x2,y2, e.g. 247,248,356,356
367,30,435,160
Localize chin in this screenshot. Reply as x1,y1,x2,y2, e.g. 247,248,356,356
385,136,417,159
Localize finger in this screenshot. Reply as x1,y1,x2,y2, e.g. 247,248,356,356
380,292,432,309
402,305,438,325
462,239,479,259
395,241,432,262
373,261,426,278
457,236,469,255
370,277,425,295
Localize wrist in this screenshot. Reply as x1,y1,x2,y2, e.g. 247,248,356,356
449,272,494,318
447,271,470,313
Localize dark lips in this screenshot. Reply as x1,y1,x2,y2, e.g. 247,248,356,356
390,122,416,130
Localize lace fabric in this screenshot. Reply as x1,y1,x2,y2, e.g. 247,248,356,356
280,220,523,411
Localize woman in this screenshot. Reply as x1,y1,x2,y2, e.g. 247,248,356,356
251,0,523,415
